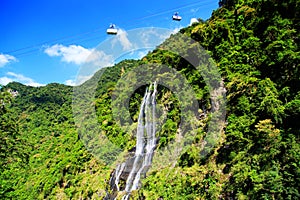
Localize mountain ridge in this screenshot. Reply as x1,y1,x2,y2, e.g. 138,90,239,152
1,0,299,199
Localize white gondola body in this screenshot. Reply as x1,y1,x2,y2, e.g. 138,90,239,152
107,28,118,35
172,15,182,21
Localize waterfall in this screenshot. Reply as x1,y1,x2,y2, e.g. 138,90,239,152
107,82,158,200
131,81,157,191
114,163,125,191
124,82,157,197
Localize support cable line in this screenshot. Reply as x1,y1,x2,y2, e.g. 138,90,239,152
3,0,217,58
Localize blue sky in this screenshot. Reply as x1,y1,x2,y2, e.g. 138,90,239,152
0,0,219,86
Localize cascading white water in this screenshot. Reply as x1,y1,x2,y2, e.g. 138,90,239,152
114,163,125,191
119,82,157,199
123,89,148,193
105,82,158,200
131,82,157,191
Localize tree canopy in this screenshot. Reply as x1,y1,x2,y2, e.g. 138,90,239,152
0,0,299,199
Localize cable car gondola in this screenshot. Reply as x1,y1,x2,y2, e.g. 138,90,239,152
172,12,182,21
107,24,118,35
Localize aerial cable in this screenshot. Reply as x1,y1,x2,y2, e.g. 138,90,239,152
119,0,215,28
4,27,106,55
4,0,217,57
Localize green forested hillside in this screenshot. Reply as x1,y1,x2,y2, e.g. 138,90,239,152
0,82,110,199
1,0,299,199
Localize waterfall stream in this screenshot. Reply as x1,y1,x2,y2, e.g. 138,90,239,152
106,82,158,200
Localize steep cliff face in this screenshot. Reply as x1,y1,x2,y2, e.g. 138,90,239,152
1,0,299,199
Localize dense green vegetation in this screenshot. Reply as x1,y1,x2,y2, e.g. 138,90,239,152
1,0,299,199
0,83,110,199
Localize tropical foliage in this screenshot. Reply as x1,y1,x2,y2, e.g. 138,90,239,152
0,0,299,199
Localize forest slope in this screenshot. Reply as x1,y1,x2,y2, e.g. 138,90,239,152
1,0,299,199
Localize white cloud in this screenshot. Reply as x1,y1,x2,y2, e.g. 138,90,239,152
190,18,199,25
113,29,133,51
64,79,76,86
137,50,149,58
138,28,183,48
65,74,99,86
44,44,115,69
0,72,44,87
73,50,114,86
0,76,13,85
64,75,95,86
44,44,94,65
44,44,115,86
0,54,17,67
77,75,93,85
86,50,114,67
171,27,182,34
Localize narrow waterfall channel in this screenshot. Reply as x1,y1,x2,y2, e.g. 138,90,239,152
106,82,158,200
